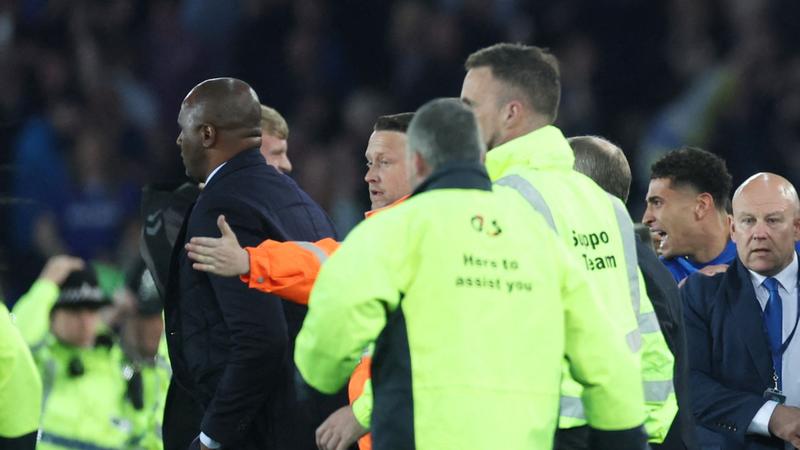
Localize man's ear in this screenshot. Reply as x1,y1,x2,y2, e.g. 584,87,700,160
414,151,429,179
695,193,714,219
503,100,524,129
200,124,216,148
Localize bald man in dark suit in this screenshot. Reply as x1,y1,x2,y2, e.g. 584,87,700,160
164,78,338,450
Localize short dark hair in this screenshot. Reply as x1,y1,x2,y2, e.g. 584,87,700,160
408,98,484,168
465,43,561,123
569,136,631,202
374,113,415,133
650,146,732,212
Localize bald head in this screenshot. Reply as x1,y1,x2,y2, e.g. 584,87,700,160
177,78,264,182
733,173,800,212
182,78,262,131
569,136,631,202
731,172,800,276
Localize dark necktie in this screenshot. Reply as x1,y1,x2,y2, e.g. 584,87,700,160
763,277,784,388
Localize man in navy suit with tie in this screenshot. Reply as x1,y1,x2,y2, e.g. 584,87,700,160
683,172,800,449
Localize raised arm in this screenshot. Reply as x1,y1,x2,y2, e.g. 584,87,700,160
12,256,85,346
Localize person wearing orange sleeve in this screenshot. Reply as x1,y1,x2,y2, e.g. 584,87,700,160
234,192,409,305
239,237,339,305
186,113,414,450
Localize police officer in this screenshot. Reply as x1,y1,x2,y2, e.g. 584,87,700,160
460,43,677,447
12,256,139,450
295,98,648,450
120,266,170,450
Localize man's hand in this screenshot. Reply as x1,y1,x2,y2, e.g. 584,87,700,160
186,215,250,277
677,264,729,288
768,404,800,447
697,264,728,277
38,255,85,285
316,405,368,450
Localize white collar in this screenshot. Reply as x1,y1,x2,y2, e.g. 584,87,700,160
749,251,798,290
205,162,227,184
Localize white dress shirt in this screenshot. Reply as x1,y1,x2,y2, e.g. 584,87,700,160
205,162,227,185
746,252,800,449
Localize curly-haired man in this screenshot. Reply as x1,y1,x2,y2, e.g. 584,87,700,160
642,147,735,283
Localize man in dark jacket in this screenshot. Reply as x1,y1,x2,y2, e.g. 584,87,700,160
164,77,338,450
682,173,800,449
570,135,695,450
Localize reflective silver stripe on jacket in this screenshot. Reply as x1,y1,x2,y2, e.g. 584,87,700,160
496,176,670,422
607,193,647,353
38,431,120,450
638,311,662,334
559,395,585,420
495,175,556,230
644,379,675,402
496,175,646,351
607,194,641,318
560,380,674,422
294,241,329,264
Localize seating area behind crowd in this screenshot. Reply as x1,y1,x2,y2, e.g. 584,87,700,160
3,2,800,450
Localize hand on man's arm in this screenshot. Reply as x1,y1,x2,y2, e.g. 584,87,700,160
186,215,250,277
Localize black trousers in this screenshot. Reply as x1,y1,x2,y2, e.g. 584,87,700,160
554,426,590,450
0,431,37,450
555,424,688,450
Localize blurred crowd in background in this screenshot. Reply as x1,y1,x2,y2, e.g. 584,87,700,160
2,0,800,302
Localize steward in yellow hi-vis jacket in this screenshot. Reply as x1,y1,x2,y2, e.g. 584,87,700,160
462,43,677,445
485,125,677,443
295,98,648,450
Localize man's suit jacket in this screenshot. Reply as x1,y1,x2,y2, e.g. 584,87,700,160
163,148,338,450
682,257,785,450
637,237,696,450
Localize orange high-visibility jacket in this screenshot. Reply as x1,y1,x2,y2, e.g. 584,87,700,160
238,196,408,450
239,197,407,305
239,237,338,305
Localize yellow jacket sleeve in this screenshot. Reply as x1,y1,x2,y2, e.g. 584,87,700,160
351,378,372,429
11,279,60,347
294,215,408,394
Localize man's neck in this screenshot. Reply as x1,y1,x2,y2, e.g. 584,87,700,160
491,119,549,149
202,148,243,182
689,215,730,263
202,139,261,180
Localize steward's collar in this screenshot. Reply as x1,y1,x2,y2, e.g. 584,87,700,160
485,125,573,180
411,161,491,196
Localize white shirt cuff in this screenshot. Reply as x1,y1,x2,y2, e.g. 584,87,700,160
200,432,221,449
747,400,779,436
